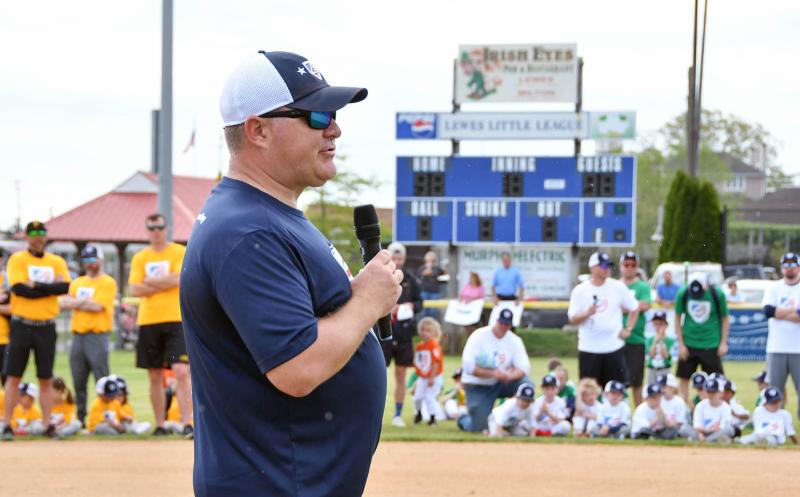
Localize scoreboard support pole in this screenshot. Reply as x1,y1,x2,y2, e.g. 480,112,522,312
445,58,462,354
569,57,584,287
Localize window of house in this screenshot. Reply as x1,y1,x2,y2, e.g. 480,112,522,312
724,175,745,192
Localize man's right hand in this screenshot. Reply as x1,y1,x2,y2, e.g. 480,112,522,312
585,304,597,318
678,343,689,361
351,250,403,320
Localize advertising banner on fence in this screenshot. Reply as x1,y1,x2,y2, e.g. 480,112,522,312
396,111,635,141
455,44,578,104
725,307,769,361
457,246,573,300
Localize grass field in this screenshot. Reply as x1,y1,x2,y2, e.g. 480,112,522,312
10,343,795,443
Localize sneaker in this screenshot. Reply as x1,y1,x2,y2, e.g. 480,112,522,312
182,424,194,440
152,426,169,436
413,411,423,425
2,426,13,441
391,416,406,428
427,416,437,427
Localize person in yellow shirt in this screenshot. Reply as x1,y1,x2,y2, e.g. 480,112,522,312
88,376,124,435
60,244,117,426
50,377,81,437
11,383,45,435
2,221,71,441
109,374,151,435
0,248,11,385
129,213,192,438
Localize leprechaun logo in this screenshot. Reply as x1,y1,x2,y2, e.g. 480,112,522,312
459,49,501,100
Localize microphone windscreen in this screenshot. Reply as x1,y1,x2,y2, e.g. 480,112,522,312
353,204,379,228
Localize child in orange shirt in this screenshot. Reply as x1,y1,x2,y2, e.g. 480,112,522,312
51,377,81,437
11,383,44,435
110,375,151,435
88,377,124,435
413,317,444,426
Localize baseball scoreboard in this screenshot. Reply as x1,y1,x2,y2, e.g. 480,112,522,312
394,155,636,246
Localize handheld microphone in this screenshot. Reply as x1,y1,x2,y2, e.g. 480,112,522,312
353,204,393,341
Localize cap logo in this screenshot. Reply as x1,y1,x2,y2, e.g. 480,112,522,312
301,61,323,80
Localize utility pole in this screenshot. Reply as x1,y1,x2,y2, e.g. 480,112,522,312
687,0,709,179
157,0,174,238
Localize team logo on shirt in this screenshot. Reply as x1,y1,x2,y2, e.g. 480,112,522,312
688,300,711,324
145,261,170,278
76,287,96,300
496,352,507,367
414,350,432,373
595,299,609,313
28,265,55,284
779,296,797,309
328,243,353,280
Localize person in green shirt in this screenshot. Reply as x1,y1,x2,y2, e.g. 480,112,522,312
645,311,675,385
619,251,652,406
674,272,729,400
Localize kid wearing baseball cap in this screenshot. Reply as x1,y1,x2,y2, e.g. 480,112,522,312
739,388,797,446
532,374,571,436
486,382,536,437
692,378,735,443
594,380,631,438
632,383,676,439
11,383,44,436
656,373,695,438
645,311,674,385
88,376,124,435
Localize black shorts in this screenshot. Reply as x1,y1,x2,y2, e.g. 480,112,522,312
579,348,629,388
381,339,414,368
0,343,7,377
676,347,723,379
6,320,56,379
623,343,646,387
136,322,188,369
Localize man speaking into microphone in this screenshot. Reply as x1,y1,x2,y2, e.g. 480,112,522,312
180,51,402,497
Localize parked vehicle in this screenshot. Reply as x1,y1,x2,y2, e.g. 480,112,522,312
728,279,775,305
723,264,779,280
649,262,725,291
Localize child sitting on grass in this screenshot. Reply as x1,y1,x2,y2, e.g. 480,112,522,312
50,377,81,437
572,378,601,437
112,375,152,435
692,378,735,444
594,381,630,439
739,387,797,446
89,377,125,435
487,383,536,437
442,368,467,421
11,383,44,436
531,374,571,437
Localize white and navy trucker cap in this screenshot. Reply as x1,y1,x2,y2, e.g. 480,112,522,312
220,51,368,127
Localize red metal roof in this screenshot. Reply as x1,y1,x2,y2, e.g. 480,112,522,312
43,172,218,243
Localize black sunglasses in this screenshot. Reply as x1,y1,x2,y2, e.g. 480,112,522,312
146,224,167,231
258,109,336,130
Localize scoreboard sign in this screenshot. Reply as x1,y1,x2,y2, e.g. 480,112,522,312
394,155,636,247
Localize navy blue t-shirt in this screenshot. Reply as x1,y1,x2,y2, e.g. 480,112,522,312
180,177,386,497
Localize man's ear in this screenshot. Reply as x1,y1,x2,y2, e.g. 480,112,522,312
243,116,271,148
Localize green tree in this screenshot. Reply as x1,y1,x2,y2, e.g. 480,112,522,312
303,164,385,268
686,181,722,262
658,171,690,263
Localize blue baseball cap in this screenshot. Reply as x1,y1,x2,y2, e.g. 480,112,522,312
619,251,639,265
541,374,559,388
220,51,368,126
723,380,736,393
516,383,535,401
604,380,625,394
646,383,662,397
497,308,514,325
691,371,708,388
80,244,103,261
651,310,668,322
704,378,722,393
588,252,614,269
764,387,783,404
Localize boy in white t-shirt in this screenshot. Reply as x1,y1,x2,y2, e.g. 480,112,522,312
593,380,630,439
531,374,570,436
486,383,536,437
632,383,678,439
722,380,750,436
655,373,695,439
739,387,797,446
692,378,735,443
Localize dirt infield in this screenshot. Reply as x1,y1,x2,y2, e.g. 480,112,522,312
1,441,798,496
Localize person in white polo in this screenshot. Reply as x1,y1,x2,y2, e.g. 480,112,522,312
568,251,640,387
762,252,800,418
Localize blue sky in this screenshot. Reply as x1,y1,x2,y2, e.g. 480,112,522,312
1,0,798,229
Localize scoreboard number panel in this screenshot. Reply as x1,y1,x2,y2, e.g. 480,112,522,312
395,155,635,246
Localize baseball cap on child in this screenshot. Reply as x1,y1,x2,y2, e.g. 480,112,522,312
723,380,737,393
588,252,614,269
764,387,783,404
452,368,463,379
96,376,121,397
646,383,662,396
704,378,722,393
516,383,535,401
781,252,799,268
541,374,559,388
655,373,678,388
604,380,625,393
651,310,668,322
19,383,39,399
753,371,768,383
497,308,514,325
108,374,128,395
219,51,368,127
691,371,708,388
708,372,725,382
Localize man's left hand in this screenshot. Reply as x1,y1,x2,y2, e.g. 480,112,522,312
618,328,631,339
717,343,728,357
